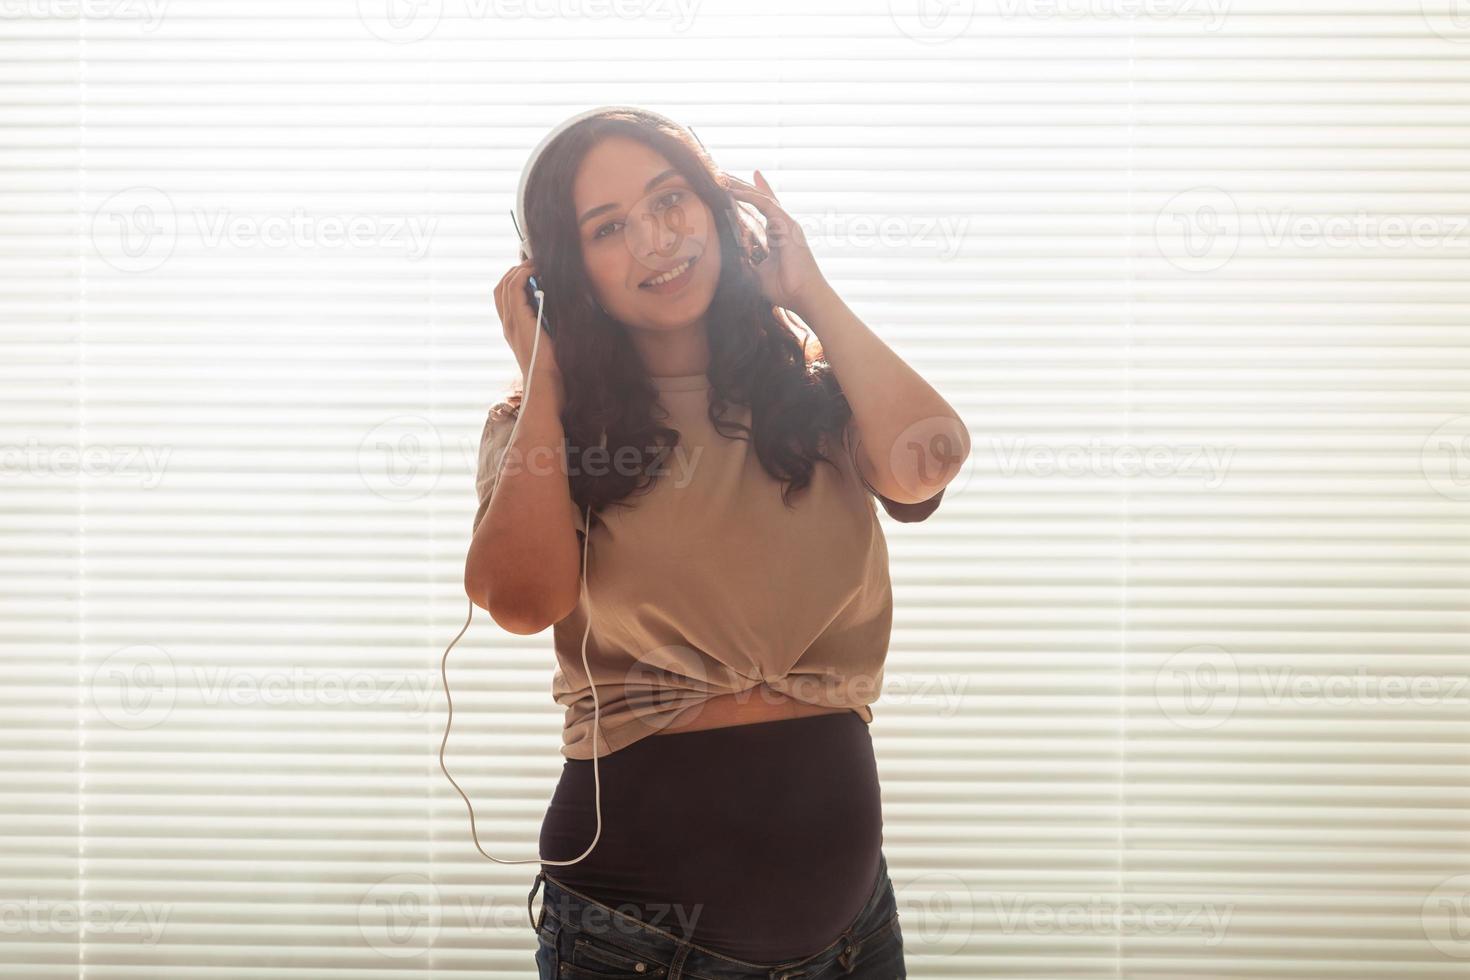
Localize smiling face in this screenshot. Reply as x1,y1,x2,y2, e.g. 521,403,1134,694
572,135,723,334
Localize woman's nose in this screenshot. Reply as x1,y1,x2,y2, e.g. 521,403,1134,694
625,201,691,265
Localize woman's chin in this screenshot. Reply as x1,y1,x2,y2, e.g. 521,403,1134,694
629,294,714,331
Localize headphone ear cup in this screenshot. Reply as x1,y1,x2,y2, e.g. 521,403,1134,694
730,199,768,265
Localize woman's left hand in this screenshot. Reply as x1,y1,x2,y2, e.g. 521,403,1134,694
727,171,831,317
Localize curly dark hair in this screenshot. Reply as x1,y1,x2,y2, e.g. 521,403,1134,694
500,107,856,531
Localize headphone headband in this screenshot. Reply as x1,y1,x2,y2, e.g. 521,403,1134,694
513,105,699,261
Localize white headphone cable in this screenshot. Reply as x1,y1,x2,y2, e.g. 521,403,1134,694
438,284,604,866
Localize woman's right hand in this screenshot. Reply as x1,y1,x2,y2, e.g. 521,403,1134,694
494,258,561,383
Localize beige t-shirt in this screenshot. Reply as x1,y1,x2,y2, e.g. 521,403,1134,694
472,371,942,760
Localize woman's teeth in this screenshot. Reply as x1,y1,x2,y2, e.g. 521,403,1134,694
642,256,694,287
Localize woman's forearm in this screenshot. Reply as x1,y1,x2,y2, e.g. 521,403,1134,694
792,284,970,505
464,359,582,633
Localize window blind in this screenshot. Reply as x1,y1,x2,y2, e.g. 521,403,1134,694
2,2,1467,977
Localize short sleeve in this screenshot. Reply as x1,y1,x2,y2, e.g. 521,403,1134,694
842,416,945,525
472,401,588,537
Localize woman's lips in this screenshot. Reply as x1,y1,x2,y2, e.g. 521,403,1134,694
639,254,698,295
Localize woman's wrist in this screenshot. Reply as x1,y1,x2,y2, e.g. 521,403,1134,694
789,278,839,323
525,356,566,415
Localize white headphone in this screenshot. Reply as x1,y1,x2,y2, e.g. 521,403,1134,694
439,106,700,868
513,105,693,263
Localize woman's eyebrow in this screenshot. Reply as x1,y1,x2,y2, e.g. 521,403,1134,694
577,168,680,227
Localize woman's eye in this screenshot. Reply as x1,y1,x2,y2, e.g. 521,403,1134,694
591,191,683,241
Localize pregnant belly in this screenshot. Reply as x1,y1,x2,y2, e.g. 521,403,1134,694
538,711,884,963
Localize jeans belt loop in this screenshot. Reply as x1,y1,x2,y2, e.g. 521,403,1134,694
835,924,860,973
527,870,546,931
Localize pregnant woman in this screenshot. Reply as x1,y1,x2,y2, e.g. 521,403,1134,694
464,106,968,979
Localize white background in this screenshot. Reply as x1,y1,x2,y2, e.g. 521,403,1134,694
3,1,1469,977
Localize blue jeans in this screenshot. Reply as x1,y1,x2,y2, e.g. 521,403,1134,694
527,850,906,979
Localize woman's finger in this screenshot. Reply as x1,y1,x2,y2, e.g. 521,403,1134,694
493,262,515,302
499,262,519,300
500,262,528,294
727,185,799,241
495,264,529,326
730,192,801,258
727,183,781,218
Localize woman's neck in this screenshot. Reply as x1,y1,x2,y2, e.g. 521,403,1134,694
630,315,711,378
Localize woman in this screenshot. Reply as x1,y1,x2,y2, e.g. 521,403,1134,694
465,107,968,979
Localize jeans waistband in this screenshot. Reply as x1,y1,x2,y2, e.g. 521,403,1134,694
526,851,896,979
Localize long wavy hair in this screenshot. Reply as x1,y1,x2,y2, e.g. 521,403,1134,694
500,107,855,530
